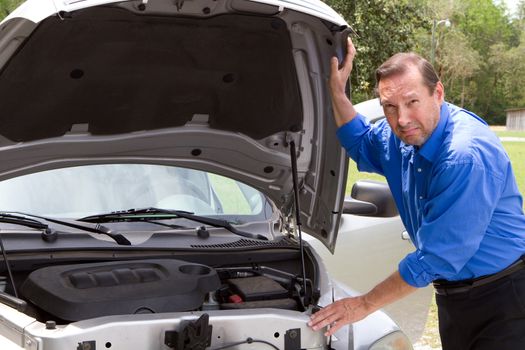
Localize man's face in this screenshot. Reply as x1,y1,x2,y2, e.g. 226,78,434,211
378,65,444,146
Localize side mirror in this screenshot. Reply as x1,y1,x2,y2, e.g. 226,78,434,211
343,180,399,217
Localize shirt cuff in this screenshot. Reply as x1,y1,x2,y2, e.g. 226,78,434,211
398,252,434,288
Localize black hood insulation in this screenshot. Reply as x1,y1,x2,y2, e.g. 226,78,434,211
0,6,302,142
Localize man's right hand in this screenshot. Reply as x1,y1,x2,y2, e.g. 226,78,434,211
329,37,358,127
330,37,356,95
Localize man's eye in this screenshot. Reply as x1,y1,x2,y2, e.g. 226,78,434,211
384,105,396,112
409,100,419,105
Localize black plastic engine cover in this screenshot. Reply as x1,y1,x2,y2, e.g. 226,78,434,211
21,259,220,321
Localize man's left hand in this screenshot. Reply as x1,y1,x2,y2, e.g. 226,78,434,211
308,296,370,336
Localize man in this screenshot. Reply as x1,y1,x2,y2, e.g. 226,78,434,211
308,38,525,349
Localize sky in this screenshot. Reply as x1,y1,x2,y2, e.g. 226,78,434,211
500,0,521,16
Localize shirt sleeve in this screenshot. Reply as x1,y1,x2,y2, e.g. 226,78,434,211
398,161,506,287
336,114,386,176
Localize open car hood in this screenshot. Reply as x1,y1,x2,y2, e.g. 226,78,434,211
0,0,349,252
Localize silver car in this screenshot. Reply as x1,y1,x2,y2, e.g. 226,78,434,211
0,0,420,349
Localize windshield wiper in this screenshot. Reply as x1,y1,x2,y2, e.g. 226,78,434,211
79,207,268,241
1,212,131,246
0,213,51,231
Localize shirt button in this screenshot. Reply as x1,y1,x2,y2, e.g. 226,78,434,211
417,168,422,172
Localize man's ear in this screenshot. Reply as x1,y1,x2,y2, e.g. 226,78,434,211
435,81,445,103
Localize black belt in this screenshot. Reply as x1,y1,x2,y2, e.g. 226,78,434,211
433,257,525,296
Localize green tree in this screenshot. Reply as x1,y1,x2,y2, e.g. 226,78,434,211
489,34,525,109
0,0,23,20
519,0,525,21
438,30,481,107
448,0,516,123
414,0,521,124
325,0,523,124
324,0,429,102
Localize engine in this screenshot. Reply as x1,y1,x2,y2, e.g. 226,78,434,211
19,259,301,322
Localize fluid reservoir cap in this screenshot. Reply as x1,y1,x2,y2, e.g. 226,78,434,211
228,294,243,303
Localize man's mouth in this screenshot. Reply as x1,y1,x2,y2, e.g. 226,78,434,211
400,127,419,137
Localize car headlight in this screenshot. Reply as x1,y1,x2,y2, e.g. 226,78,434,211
369,331,413,350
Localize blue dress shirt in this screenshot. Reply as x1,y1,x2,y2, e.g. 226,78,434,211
337,102,525,287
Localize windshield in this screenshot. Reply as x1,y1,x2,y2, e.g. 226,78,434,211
0,164,270,220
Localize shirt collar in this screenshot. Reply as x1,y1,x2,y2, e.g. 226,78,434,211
417,103,449,162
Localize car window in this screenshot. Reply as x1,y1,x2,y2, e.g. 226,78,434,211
0,164,267,219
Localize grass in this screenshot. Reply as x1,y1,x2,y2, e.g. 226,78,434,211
208,173,251,214
494,130,525,138
346,138,525,349
503,142,525,198
416,299,441,349
345,163,386,194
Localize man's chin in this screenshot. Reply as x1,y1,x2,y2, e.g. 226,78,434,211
399,135,425,147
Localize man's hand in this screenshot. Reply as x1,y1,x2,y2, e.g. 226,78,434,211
308,296,371,336
308,271,417,336
329,37,358,127
330,37,356,96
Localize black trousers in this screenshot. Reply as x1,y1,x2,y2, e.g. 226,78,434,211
437,268,525,350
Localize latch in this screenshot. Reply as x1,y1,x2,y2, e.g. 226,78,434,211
285,328,301,350
164,314,213,350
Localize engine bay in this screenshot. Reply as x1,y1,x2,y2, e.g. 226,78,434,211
19,259,307,322
1,252,316,324
0,240,335,350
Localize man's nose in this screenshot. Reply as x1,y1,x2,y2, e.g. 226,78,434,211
397,106,411,127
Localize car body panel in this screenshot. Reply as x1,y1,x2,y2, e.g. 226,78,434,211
4,0,347,25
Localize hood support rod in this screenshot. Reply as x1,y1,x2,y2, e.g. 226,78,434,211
0,233,18,299
289,140,309,306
